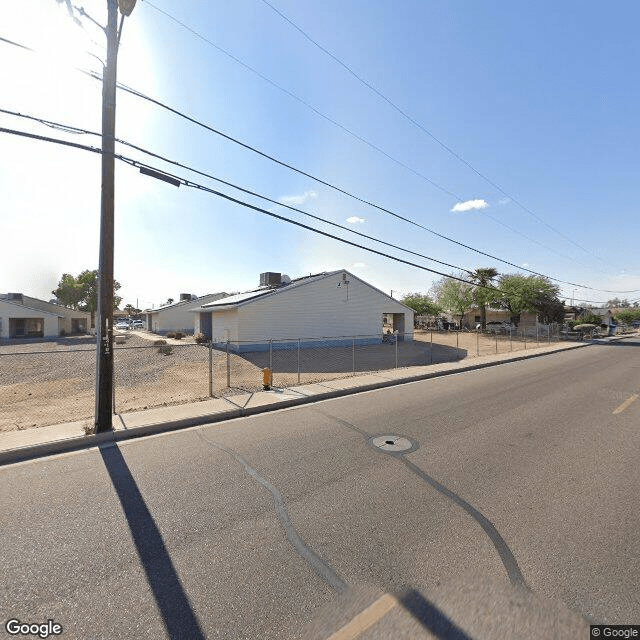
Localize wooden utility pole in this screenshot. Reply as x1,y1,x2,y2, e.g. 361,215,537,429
94,0,119,432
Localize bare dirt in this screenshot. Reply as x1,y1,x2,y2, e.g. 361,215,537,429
0,329,556,433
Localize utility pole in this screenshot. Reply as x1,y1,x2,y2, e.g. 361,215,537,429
95,0,136,432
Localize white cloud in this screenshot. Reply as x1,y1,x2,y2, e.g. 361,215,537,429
451,199,489,213
352,262,366,268
279,190,318,206
346,216,365,224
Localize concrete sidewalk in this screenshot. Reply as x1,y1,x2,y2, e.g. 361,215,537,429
0,337,626,465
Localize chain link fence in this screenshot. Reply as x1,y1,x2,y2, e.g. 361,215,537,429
0,323,603,432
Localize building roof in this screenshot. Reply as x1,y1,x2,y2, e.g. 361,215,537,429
195,270,413,313
0,298,63,317
145,293,228,314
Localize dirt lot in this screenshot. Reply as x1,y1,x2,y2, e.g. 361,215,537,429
0,330,553,432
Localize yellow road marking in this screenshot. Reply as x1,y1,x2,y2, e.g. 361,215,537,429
325,594,398,640
613,393,639,415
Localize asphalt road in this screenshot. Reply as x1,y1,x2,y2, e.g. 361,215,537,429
1,338,639,639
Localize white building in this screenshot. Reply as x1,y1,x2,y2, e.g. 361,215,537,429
145,292,228,335
193,270,414,352
0,293,91,339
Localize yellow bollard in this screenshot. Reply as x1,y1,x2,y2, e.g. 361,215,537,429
263,367,271,390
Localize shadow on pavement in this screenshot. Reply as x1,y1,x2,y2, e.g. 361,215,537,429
99,443,205,640
399,589,475,640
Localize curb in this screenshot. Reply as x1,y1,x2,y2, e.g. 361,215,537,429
0,337,630,466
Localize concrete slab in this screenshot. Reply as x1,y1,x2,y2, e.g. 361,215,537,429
0,420,86,450
118,397,232,429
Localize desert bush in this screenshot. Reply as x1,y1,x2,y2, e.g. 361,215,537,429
194,332,208,344
158,345,173,355
153,339,167,346
166,332,176,339
174,331,184,340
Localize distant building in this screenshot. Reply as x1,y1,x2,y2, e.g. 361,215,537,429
0,293,91,339
144,293,228,335
193,270,414,352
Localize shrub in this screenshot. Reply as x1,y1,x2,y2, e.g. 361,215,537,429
194,332,208,344
174,331,184,340
153,339,167,346
166,332,176,339
158,345,173,355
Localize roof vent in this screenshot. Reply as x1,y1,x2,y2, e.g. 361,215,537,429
281,274,291,285
7,293,23,303
180,293,195,302
260,272,281,287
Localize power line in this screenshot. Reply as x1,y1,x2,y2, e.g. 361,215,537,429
258,0,622,271
4,106,633,296
135,2,617,274
0,32,624,284
0,124,618,305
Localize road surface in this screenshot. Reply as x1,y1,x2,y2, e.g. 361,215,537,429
1,338,638,638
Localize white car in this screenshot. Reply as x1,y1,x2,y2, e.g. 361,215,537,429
115,320,131,330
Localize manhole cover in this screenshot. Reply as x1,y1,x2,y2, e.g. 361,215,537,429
369,435,415,453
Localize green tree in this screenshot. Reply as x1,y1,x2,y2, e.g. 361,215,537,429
51,273,84,309
431,275,474,328
614,309,640,324
53,270,122,323
493,274,561,325
469,267,499,330
400,293,442,320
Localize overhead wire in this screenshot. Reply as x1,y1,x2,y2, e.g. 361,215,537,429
0,123,618,306
137,1,618,274
258,0,622,271
1,32,630,290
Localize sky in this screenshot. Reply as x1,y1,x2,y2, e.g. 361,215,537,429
1,0,639,310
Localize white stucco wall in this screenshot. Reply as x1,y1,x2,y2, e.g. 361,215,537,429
0,301,61,338
205,271,413,348
148,294,228,334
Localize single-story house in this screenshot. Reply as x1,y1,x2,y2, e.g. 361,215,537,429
0,293,91,339
145,292,228,335
460,307,538,329
193,270,414,352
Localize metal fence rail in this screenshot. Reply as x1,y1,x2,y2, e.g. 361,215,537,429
0,324,585,431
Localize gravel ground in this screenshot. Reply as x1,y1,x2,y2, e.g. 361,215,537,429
0,330,561,433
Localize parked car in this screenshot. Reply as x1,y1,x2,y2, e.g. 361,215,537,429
115,320,131,330
480,321,516,334
131,319,144,329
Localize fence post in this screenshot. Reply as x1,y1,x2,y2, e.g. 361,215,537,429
430,330,433,364
510,328,513,351
352,336,355,375
495,331,498,354
226,339,230,388
476,330,479,356
536,324,539,346
456,330,459,359
524,330,527,350
269,339,273,387
209,340,213,397
297,338,301,384
395,334,398,369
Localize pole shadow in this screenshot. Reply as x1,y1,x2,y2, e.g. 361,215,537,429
398,589,475,640
99,443,205,640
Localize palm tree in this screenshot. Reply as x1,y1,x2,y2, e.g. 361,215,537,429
470,267,499,330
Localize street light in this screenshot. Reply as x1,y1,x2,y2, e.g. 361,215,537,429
95,0,136,433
